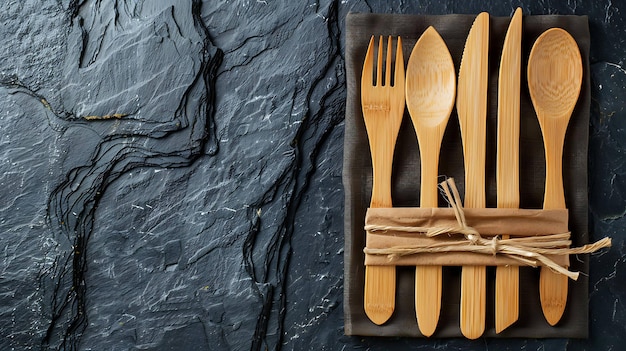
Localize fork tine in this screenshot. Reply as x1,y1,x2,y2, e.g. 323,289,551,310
395,36,404,87
362,36,374,87
377,35,383,86
386,36,392,87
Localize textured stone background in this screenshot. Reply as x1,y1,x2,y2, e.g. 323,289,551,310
0,1,623,350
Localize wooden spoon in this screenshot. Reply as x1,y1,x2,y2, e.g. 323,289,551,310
405,26,456,337
527,28,583,326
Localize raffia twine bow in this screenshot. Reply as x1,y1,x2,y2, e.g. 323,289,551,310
363,178,611,280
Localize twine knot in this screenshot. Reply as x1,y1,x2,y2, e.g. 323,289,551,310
490,236,499,256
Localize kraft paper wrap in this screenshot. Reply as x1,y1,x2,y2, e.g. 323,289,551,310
364,207,570,267
343,13,591,337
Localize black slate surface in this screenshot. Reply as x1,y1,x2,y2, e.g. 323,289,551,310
0,1,623,350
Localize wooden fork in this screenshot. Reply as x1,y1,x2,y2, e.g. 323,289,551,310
362,35,405,325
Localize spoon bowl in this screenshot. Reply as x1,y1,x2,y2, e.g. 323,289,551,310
528,29,583,122
406,26,456,199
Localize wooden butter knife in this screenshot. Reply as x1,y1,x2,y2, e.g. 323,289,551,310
495,7,522,333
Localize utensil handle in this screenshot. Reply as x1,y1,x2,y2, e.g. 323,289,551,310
419,143,441,208
365,129,398,324
415,131,444,336
543,132,566,209
370,141,395,208
539,119,568,325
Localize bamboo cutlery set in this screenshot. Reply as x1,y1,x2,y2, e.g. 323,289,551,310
357,9,609,338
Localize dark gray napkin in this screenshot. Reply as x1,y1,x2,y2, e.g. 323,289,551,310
343,13,590,338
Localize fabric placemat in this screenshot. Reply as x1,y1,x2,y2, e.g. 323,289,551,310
343,13,590,338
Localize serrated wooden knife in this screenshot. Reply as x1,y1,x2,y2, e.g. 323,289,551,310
456,12,489,340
